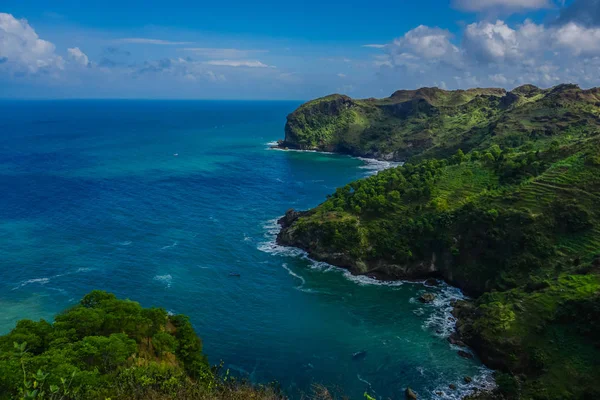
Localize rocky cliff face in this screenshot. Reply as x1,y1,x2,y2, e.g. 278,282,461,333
279,84,600,162
275,84,600,398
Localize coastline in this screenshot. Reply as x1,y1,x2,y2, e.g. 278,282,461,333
266,140,404,174
263,213,497,400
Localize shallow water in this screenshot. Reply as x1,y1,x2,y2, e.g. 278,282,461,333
0,100,492,399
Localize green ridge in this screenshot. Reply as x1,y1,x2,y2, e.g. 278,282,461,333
279,84,600,400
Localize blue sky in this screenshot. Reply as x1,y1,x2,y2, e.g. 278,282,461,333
2,0,600,99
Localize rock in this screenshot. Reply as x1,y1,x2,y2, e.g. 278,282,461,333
419,292,436,303
449,384,457,390
436,392,443,396
405,387,418,399
424,278,439,286
464,376,473,384
458,350,474,359
448,334,467,347
277,209,307,229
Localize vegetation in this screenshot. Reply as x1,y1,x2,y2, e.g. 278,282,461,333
281,84,600,161
0,291,285,400
278,84,600,399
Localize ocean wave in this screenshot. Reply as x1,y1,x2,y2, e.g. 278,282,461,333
357,157,403,175
423,285,466,339
12,277,50,290
153,274,173,288
430,365,496,400
282,263,306,287
160,241,178,250
118,240,132,246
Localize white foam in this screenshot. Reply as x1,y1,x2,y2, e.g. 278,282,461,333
430,366,496,400
118,241,132,246
153,274,173,288
12,277,50,290
160,241,178,250
357,157,403,175
423,285,467,338
282,263,306,287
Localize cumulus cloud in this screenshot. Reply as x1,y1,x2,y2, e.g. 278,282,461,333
453,0,553,13
0,12,64,74
67,47,90,66
373,17,600,90
553,22,600,55
463,20,546,63
203,60,274,68
386,25,462,70
116,38,192,45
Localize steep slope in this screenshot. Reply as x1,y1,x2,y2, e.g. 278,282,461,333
279,84,600,162
277,84,600,399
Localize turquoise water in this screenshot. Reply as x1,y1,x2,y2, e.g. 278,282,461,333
0,100,491,399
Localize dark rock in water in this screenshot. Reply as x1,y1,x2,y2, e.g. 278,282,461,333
419,292,436,303
458,350,474,359
405,387,418,399
449,384,457,390
464,376,473,384
352,350,367,361
424,278,439,286
448,333,466,347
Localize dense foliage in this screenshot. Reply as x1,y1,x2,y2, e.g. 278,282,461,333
282,84,600,162
0,291,284,400
279,84,600,399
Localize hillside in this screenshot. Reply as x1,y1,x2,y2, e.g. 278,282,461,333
0,291,285,400
279,84,600,162
277,84,600,399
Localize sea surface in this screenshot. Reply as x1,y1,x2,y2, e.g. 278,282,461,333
0,100,492,399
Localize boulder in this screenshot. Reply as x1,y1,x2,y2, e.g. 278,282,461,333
419,292,436,303
405,387,418,399
458,350,474,359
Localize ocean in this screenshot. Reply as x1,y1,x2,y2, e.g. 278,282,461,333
0,100,492,399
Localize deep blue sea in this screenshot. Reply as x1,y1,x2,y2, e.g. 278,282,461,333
0,100,492,399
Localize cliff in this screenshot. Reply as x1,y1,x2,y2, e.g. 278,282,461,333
277,84,600,399
279,84,600,162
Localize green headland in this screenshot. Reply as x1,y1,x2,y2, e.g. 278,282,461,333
277,83,600,399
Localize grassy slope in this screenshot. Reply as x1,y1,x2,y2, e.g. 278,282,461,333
279,85,600,399
282,84,600,162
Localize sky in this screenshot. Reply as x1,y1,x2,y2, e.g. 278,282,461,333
2,0,600,99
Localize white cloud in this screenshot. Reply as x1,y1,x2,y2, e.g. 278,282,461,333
337,73,346,78
463,20,546,63
204,60,274,68
181,48,267,58
553,22,600,55
0,13,64,74
116,38,192,45
362,44,386,49
452,0,553,12
67,47,90,66
387,25,462,70
372,17,600,91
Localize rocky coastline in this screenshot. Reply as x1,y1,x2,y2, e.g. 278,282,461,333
276,209,500,400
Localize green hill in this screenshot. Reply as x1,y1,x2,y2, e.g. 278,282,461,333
278,84,600,400
0,291,284,400
279,84,600,162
